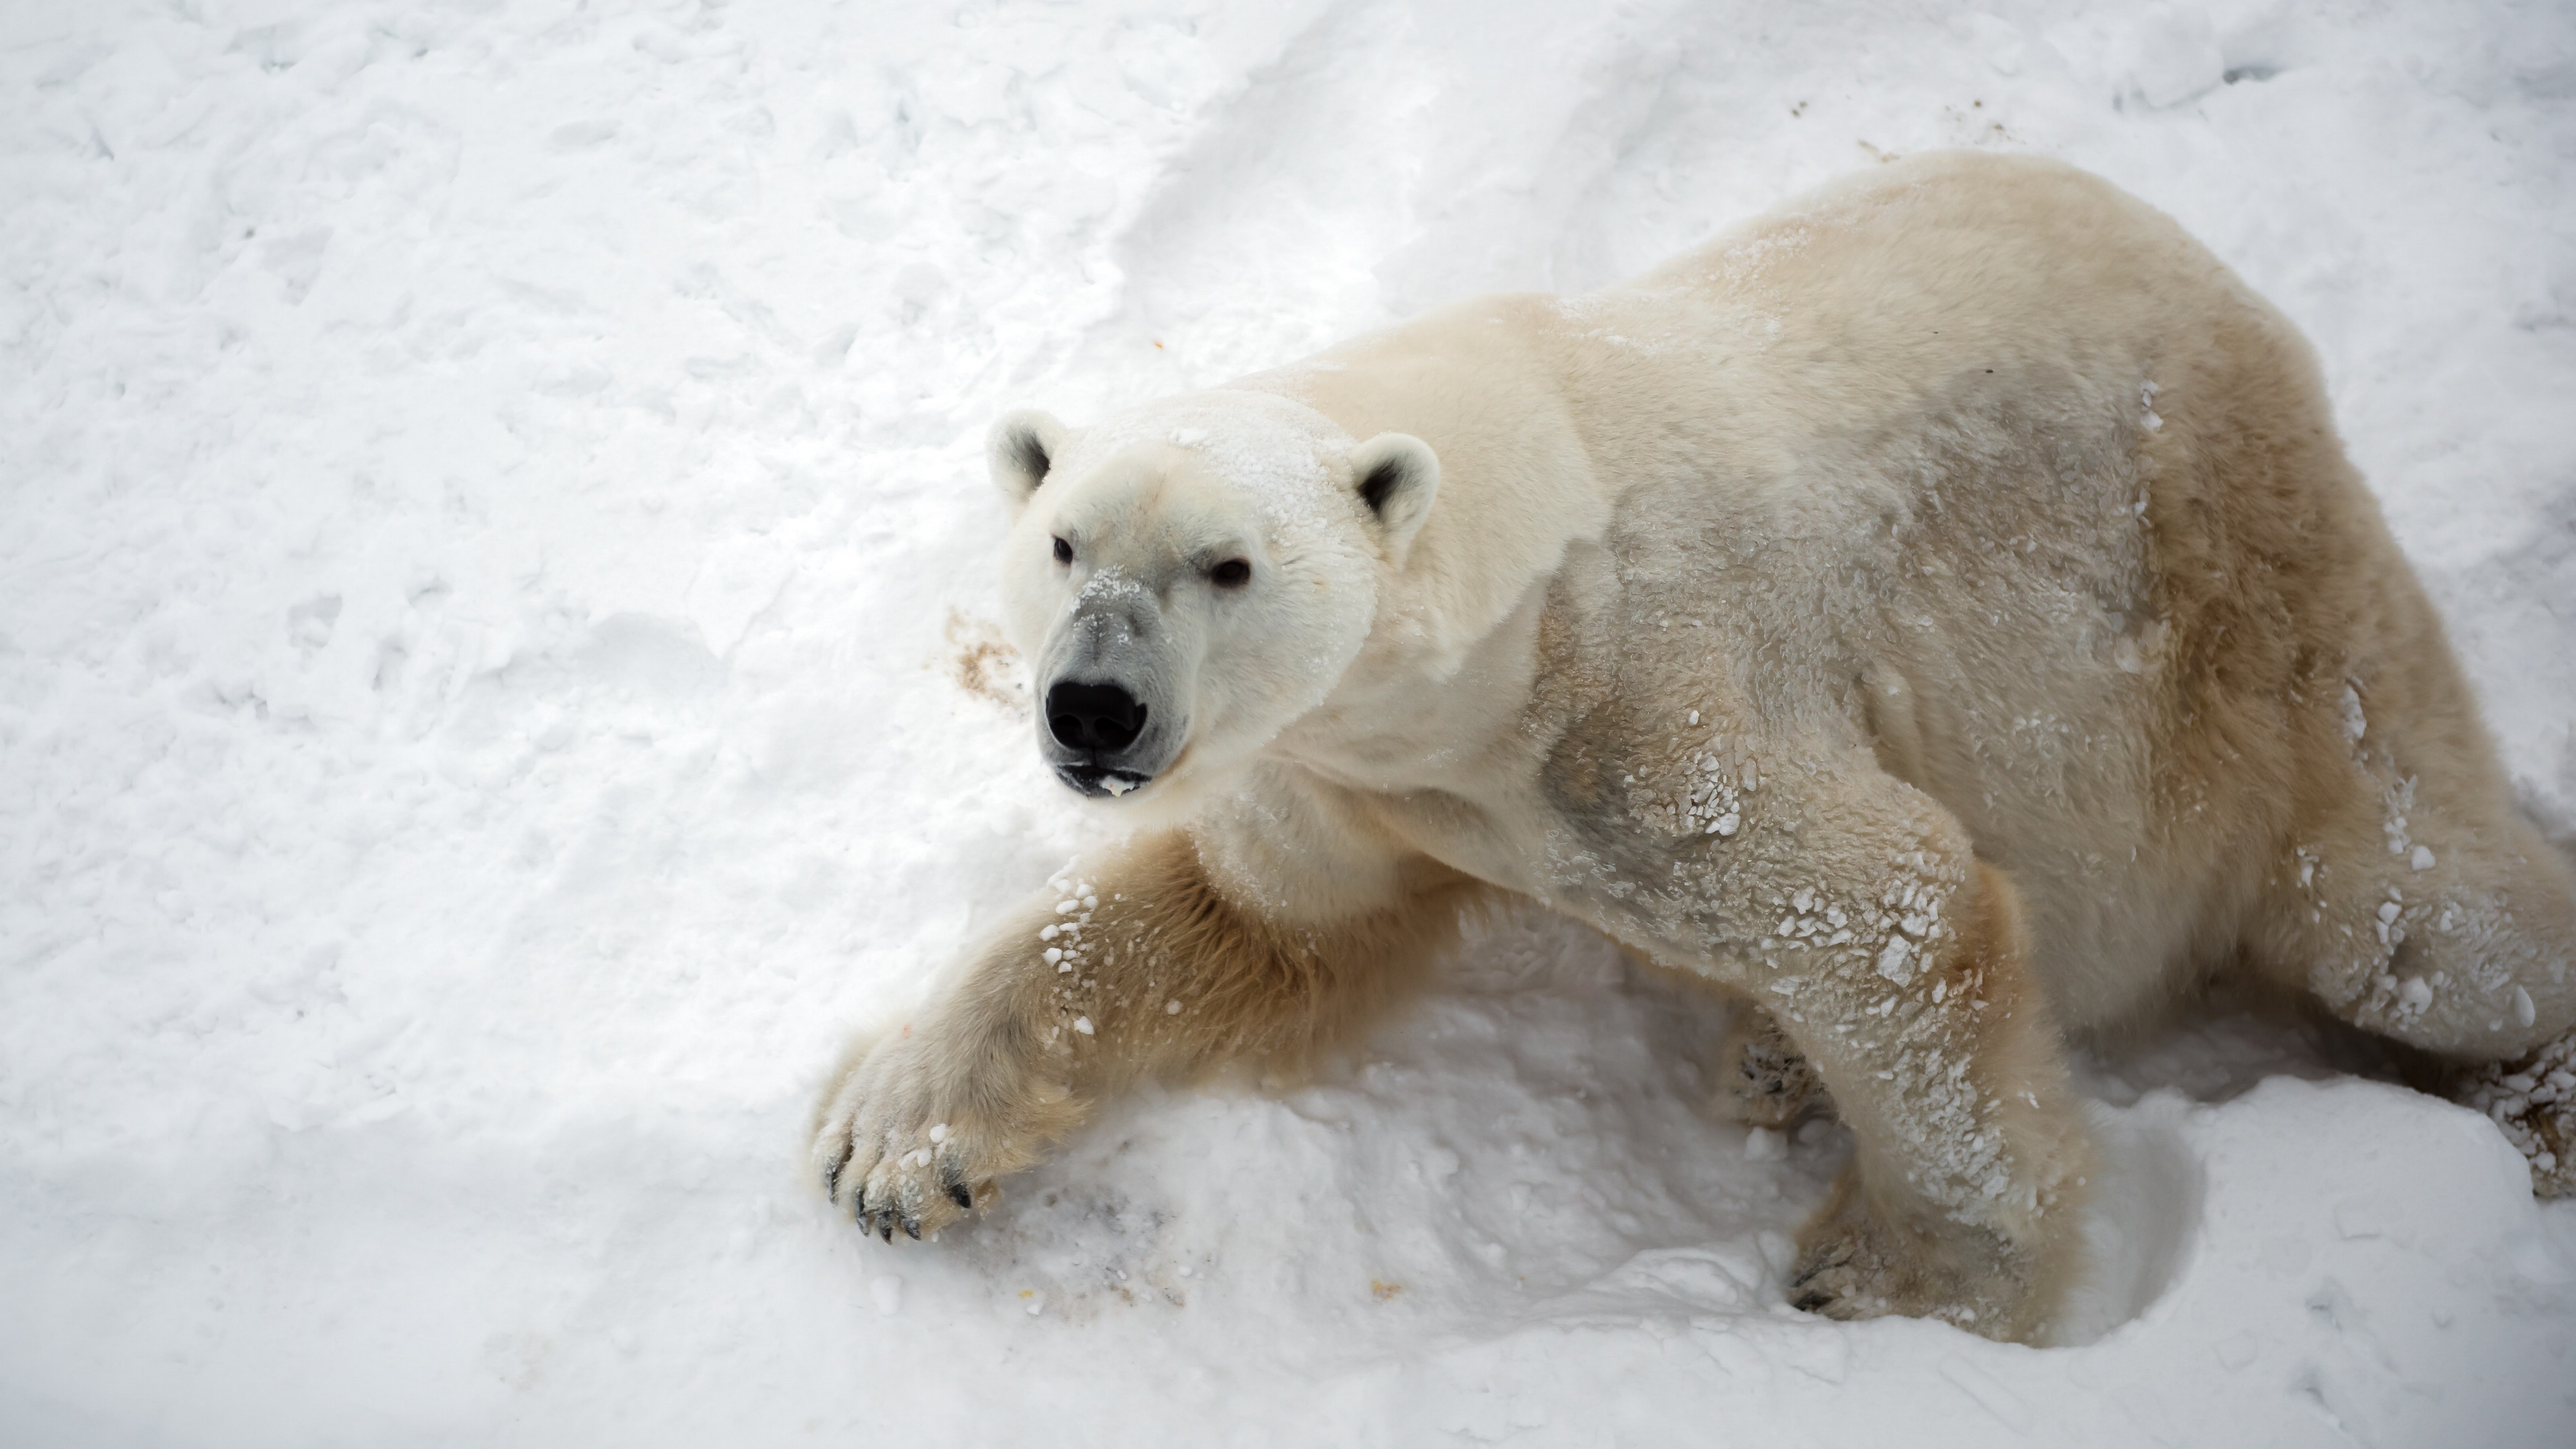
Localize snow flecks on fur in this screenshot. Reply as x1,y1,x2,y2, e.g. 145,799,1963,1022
2380,773,2419,862
2453,1032,2576,1193
1758,853,1962,993
1043,867,1105,999
2288,835,2548,1051
1069,565,1152,617
1680,740,1753,839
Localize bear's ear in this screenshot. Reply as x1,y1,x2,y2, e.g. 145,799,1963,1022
989,409,1072,514
1349,433,1440,565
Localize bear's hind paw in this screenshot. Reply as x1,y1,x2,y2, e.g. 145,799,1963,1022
2450,1032,2576,1197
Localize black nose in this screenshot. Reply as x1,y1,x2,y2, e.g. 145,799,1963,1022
1046,681,1147,752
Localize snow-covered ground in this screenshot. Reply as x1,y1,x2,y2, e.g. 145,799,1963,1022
5,1,2575,1443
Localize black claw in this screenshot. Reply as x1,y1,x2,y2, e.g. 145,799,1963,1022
1791,1291,1831,1313
853,1182,867,1216
824,1146,849,1200
948,1181,973,1211
902,1216,922,1240
879,1217,894,1244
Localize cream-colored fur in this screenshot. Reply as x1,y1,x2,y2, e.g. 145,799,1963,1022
811,152,2576,1342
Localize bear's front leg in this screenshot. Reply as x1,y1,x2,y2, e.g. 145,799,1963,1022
808,879,1088,1240
812,828,1470,1240
1767,859,2091,1342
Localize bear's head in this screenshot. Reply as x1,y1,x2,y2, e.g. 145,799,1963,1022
988,390,1438,815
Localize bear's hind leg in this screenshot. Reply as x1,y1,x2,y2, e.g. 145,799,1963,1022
2244,698,2576,1194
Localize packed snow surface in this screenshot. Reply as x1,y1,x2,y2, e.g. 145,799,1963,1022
6,0,2576,1444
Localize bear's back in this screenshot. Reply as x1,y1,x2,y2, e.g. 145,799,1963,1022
1266,152,2398,1031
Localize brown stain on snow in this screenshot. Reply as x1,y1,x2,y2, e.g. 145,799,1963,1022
945,610,1026,712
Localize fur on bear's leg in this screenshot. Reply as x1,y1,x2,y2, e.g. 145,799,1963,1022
2243,646,2576,1197
811,831,1474,1240
2263,798,2576,1063
1715,1004,1831,1129
1777,861,2092,1344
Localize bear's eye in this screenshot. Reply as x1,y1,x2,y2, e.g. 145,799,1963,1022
1052,536,1073,565
1210,559,1252,588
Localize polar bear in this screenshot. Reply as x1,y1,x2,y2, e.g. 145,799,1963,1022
812,151,2576,1342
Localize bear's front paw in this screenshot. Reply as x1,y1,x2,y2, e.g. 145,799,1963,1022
809,1022,1077,1242
1786,1165,2050,1342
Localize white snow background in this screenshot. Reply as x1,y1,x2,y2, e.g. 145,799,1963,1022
5,0,2575,1444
